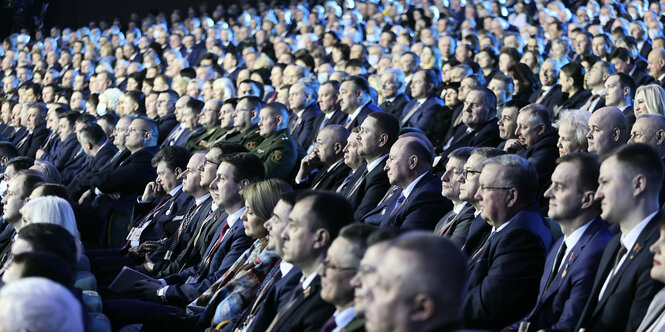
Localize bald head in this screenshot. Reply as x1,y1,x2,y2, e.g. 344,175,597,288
630,114,665,156
648,47,665,78
587,106,628,155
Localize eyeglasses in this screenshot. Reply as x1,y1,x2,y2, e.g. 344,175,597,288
479,185,513,192
126,127,147,134
322,259,357,272
234,108,254,113
462,169,482,179
445,168,464,176
203,158,220,167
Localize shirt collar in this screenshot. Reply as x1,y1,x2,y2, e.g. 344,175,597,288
168,184,183,197
280,260,294,276
541,85,555,94
367,154,388,173
620,210,658,252
453,201,470,214
327,159,344,173
563,219,593,251
301,271,318,290
492,220,512,234
402,171,428,199
195,194,211,206
334,307,356,330
417,97,428,105
348,101,370,123
226,206,246,228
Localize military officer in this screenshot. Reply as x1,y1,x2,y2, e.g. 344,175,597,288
252,102,298,179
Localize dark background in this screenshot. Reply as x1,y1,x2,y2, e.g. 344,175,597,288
0,0,211,39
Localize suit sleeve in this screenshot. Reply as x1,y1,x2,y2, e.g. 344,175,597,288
625,261,663,332
92,156,156,194
400,192,452,231
463,228,547,329
353,174,391,221
448,217,475,248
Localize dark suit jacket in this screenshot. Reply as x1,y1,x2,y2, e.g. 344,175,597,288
246,267,303,332
17,125,50,159
640,40,653,60
623,105,636,129
91,146,158,196
558,89,593,111
163,216,253,306
50,133,78,169
66,142,119,200
131,188,193,243
157,114,178,145
442,118,502,160
345,102,381,129
462,213,491,257
463,204,553,330
309,108,347,147
345,158,391,221
367,172,452,231
59,146,89,186
632,61,655,87
575,211,665,332
261,276,336,332
380,93,410,118
510,217,613,332
295,160,350,192
401,96,449,147
536,85,563,113
516,131,559,195
434,202,476,248
292,103,321,150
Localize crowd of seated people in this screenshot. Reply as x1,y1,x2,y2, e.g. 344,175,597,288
5,0,665,331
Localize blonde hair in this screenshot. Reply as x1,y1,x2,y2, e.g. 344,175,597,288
635,84,665,116
243,178,292,222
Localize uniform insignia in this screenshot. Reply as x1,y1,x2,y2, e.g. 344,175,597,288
561,264,568,278
630,243,642,260
257,149,265,154
246,141,257,150
281,134,288,141
271,151,283,162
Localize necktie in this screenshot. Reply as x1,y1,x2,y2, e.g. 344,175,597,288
16,132,31,149
266,282,305,332
290,113,299,133
164,201,203,260
344,115,353,129
438,211,459,236
196,218,231,279
345,169,369,198
545,241,567,291
400,100,422,126
377,185,399,207
122,194,173,250
336,172,355,193
610,244,628,278
389,193,407,218
469,232,493,267
321,316,337,332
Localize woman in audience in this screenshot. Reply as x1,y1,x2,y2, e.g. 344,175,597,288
19,196,82,260
555,109,591,156
634,84,665,117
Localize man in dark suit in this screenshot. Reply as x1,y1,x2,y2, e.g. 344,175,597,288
633,21,653,59
365,233,468,332
17,102,50,159
104,153,262,326
379,68,410,118
309,81,347,152
441,87,502,160
67,123,118,201
339,76,380,130
400,69,448,147
160,96,199,148
362,136,452,230
318,224,375,332
610,47,654,88
156,90,180,145
587,107,629,156
575,144,665,332
463,154,552,330
288,80,321,150
580,61,615,112
258,191,352,332
647,48,665,86
295,125,350,191
89,117,159,224
510,153,612,331
343,112,397,221
512,104,559,196
434,147,477,247
534,58,563,113
604,73,636,128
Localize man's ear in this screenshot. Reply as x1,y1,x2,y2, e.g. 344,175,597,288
313,228,331,251
251,110,258,120
506,188,519,208
333,142,344,154
581,190,596,209
378,132,389,147
410,293,435,322
174,167,183,178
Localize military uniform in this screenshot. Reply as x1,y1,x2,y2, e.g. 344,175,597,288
251,128,298,179
186,126,225,152
227,124,264,151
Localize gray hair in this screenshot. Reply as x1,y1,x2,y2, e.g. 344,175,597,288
556,109,591,152
482,154,538,201
382,67,406,93
0,278,84,332
19,196,82,259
